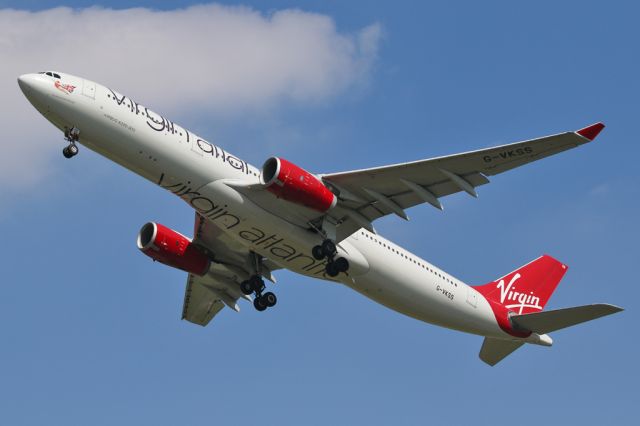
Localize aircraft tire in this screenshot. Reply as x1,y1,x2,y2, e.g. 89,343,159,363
249,275,264,292
312,245,325,260
321,240,336,258
254,297,267,312
263,292,277,307
240,280,253,295
325,262,340,277
334,257,349,273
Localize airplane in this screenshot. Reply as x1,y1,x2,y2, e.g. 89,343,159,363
17,71,623,366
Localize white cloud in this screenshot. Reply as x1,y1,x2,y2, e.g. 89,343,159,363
0,4,381,197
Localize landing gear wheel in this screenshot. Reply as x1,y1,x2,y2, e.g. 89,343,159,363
254,296,268,312
63,144,78,159
240,280,253,295
249,275,265,293
334,257,349,273
325,262,340,277
321,239,337,258
312,245,325,260
263,292,277,307
62,127,80,159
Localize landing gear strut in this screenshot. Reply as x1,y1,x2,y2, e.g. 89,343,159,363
63,127,80,159
312,238,349,277
240,253,277,312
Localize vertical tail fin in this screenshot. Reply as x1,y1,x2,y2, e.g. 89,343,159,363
475,255,568,314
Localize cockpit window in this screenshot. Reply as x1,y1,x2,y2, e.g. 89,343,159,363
41,71,61,79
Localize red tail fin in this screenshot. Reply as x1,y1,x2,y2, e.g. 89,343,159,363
475,255,568,314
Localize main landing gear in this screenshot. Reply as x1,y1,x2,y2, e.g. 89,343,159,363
312,239,349,277
241,252,277,312
62,127,80,159
240,275,277,312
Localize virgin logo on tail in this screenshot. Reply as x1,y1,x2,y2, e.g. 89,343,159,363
497,273,542,314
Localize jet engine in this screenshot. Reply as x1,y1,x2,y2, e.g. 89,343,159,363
137,222,210,276
261,157,337,212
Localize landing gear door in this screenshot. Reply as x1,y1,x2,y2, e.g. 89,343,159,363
82,79,96,99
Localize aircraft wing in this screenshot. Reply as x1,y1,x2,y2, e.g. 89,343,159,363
181,273,230,326
181,213,280,326
322,123,604,224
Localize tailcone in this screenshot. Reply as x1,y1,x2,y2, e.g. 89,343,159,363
526,333,553,347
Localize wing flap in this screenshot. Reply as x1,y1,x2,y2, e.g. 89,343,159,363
182,274,226,326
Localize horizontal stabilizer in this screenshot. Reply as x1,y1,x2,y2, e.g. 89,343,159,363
511,303,623,334
479,337,525,366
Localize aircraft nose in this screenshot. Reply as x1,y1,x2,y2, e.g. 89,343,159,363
18,73,38,96
18,74,33,90
17,73,52,109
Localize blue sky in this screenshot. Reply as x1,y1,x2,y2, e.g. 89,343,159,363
1,1,638,425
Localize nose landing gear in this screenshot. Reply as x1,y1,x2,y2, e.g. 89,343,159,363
62,127,80,159
62,144,79,158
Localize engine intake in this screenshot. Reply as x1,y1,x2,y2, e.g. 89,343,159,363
137,222,210,276
262,157,337,212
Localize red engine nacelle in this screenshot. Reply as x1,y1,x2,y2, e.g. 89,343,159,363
261,157,337,212
137,222,210,276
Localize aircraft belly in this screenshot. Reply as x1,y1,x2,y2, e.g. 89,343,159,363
346,238,502,337
192,180,370,278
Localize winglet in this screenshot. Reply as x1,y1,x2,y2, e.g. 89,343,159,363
576,122,605,141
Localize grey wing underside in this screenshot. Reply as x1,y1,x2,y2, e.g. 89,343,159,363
222,125,601,243
182,273,227,326
322,127,599,226
181,213,280,327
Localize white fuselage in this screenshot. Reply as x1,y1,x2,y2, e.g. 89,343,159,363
19,72,530,341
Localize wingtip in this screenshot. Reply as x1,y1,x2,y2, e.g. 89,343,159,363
602,303,624,313
576,122,605,141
